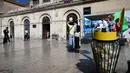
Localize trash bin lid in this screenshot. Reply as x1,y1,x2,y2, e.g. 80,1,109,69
94,31,119,41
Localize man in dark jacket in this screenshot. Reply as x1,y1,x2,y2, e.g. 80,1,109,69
75,23,80,49
3,27,10,43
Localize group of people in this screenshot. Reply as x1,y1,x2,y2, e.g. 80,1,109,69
95,15,120,32
3,27,30,43
67,17,80,51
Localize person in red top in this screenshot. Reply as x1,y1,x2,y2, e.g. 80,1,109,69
113,18,120,32
46,31,50,39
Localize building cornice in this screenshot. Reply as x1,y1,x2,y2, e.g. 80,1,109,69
3,0,107,17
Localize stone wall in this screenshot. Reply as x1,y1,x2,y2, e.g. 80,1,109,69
1,0,130,40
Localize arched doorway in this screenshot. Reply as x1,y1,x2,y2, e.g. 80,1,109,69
42,16,50,39
10,21,15,38
66,13,78,40
24,19,30,39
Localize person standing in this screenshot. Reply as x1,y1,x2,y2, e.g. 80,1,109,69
24,29,29,41
3,28,7,43
6,27,10,42
46,31,50,39
75,23,80,49
3,27,10,43
67,17,76,50
106,15,115,32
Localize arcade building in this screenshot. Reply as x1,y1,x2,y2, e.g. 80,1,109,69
0,0,130,40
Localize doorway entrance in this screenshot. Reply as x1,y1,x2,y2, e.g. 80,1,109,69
24,19,30,39
10,21,15,38
66,13,78,40
42,16,50,39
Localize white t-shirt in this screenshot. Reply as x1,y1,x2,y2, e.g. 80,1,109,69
74,23,80,37
103,20,108,28
25,30,28,34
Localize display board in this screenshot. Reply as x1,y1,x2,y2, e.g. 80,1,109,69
83,10,130,39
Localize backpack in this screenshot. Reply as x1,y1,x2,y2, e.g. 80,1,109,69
76,25,80,32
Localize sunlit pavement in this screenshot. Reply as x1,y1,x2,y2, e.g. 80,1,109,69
0,39,129,73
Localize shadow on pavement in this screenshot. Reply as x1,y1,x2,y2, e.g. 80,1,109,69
0,69,13,73
76,59,97,73
76,50,97,73
79,50,91,55
67,49,80,53
3,43,10,58
81,33,93,44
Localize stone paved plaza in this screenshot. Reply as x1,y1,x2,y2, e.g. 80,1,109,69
0,39,129,73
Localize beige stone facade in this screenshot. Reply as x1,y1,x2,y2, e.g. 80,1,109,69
2,1,23,12
86,0,130,14
1,0,130,40
0,0,26,13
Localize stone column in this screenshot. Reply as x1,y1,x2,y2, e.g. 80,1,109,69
0,0,3,11
39,0,43,5
0,14,3,44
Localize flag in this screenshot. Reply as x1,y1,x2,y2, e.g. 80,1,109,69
114,8,129,31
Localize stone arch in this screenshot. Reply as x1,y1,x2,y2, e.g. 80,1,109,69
8,18,15,38
8,18,14,26
21,16,31,39
63,8,82,22
21,16,30,25
39,13,51,39
24,19,30,39
63,9,81,39
39,13,52,23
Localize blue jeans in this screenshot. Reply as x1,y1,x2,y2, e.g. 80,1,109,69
69,34,75,49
